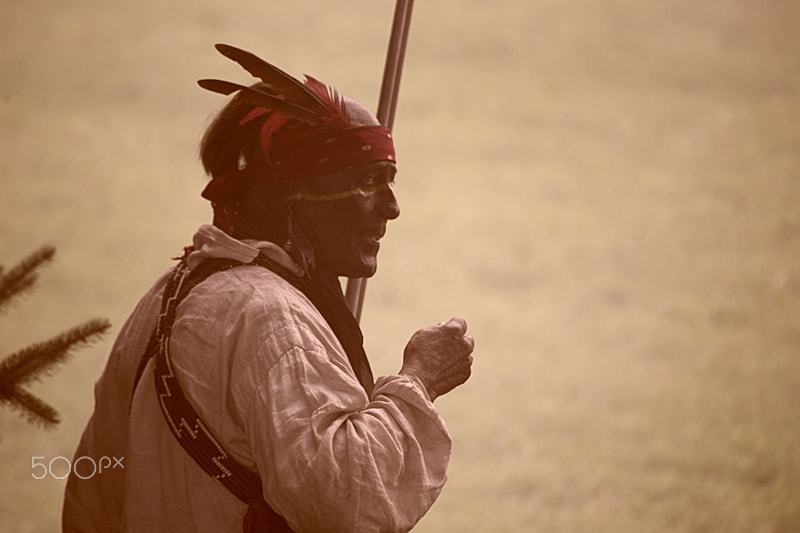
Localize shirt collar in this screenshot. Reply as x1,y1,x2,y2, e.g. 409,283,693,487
187,224,305,277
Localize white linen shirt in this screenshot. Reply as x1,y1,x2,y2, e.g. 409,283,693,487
63,225,452,533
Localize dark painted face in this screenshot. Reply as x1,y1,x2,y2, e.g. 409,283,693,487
292,161,400,278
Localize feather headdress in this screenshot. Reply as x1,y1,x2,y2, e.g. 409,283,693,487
198,43,395,210
198,44,351,128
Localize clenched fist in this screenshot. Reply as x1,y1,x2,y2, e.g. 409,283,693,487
399,317,475,401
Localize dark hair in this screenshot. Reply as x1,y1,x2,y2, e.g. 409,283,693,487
199,84,290,243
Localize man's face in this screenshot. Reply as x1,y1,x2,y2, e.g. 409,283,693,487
293,161,400,278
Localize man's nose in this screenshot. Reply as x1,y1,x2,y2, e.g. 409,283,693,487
379,184,400,220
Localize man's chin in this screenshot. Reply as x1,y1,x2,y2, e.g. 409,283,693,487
342,257,378,279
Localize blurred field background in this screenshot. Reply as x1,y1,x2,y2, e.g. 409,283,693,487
2,0,799,531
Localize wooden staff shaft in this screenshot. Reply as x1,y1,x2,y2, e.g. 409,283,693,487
345,0,415,321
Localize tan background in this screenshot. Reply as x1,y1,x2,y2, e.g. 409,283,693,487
1,0,799,531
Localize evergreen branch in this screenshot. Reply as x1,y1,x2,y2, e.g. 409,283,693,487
0,386,60,428
0,347,69,393
0,246,112,431
0,246,56,316
0,318,111,391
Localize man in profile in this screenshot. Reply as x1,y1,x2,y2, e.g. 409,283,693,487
63,44,475,533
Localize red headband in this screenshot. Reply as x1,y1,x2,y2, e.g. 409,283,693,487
200,116,396,204
270,125,395,179
241,106,395,179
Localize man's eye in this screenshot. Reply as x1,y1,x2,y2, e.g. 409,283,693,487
359,174,377,187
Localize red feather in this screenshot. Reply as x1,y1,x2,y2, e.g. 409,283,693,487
304,75,350,127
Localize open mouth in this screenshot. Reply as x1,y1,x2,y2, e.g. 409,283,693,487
360,234,380,245
358,232,383,253
356,223,387,255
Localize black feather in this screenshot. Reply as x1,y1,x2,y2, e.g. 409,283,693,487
197,78,245,96
214,44,325,111
197,79,321,124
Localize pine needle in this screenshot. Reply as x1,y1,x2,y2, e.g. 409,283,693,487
0,319,111,390
0,246,56,316
3,386,60,428
0,318,111,427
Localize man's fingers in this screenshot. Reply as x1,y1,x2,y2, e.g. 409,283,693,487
405,318,475,400
441,317,467,336
463,335,475,353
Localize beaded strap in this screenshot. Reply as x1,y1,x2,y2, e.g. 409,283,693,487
141,257,294,532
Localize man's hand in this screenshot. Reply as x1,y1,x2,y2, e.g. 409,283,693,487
399,317,475,401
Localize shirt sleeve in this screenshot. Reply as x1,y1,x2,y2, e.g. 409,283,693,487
239,322,452,533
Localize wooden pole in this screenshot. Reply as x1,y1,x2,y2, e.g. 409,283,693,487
345,0,415,321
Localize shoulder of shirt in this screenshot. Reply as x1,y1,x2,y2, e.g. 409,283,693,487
182,264,341,361
172,261,345,394
186,263,316,324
